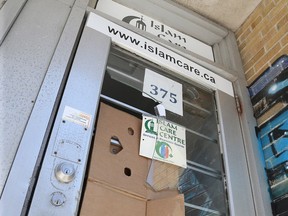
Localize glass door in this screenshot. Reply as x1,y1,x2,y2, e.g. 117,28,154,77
28,18,255,216
96,46,228,215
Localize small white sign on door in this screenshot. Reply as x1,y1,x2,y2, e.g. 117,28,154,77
143,69,183,116
140,115,187,168
62,106,91,128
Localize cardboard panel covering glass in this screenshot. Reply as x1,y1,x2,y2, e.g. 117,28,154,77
80,181,184,216
80,103,184,216
87,102,148,197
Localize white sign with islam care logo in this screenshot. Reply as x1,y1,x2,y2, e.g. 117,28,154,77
96,0,214,61
86,13,234,96
140,115,187,168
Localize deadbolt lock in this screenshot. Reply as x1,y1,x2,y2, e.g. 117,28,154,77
55,162,76,183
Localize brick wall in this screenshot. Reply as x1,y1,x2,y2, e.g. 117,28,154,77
236,1,288,213
235,0,288,85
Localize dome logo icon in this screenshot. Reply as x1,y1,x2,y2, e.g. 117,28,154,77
122,16,147,31
144,119,157,135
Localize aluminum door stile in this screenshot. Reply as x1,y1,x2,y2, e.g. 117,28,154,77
0,0,27,45
215,90,255,216
0,3,89,216
28,27,111,215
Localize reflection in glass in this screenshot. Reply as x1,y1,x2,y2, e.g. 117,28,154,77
101,47,228,215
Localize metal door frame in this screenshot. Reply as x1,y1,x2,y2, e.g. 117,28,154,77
0,0,27,45
0,2,270,215
27,12,254,215
28,26,111,215
0,2,89,215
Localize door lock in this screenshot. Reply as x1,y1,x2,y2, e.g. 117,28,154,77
55,162,76,183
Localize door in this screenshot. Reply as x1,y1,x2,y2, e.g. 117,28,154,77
28,12,255,216
80,47,229,215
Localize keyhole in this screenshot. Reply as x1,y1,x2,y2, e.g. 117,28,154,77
64,168,70,174
55,163,75,183
51,192,66,206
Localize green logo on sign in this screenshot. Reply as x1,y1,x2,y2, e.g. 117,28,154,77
145,119,157,135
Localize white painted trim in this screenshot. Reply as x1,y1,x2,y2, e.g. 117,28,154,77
86,12,234,97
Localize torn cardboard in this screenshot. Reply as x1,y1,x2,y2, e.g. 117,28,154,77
80,181,184,216
87,102,147,197
80,103,184,215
